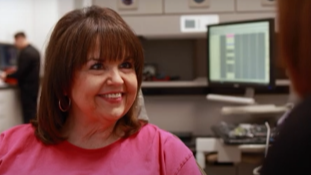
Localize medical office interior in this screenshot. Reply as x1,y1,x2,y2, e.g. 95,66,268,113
0,0,291,174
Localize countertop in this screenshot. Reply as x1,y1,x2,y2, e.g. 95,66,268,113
0,80,16,90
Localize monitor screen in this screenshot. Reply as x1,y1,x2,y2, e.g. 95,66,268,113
207,19,274,88
0,43,18,69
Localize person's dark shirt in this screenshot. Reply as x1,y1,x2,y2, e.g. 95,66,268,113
7,44,40,94
261,95,311,175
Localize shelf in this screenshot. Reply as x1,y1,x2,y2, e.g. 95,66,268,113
221,104,290,115
142,77,207,88
142,77,290,88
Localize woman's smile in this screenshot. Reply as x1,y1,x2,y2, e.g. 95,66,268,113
97,92,125,104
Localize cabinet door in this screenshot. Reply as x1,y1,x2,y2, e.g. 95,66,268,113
0,89,22,132
237,0,276,12
93,0,163,15
164,0,235,14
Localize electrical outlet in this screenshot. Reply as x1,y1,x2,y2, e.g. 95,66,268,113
261,0,276,6
188,0,209,8
117,0,138,10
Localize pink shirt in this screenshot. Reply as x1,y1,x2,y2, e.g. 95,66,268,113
0,123,202,175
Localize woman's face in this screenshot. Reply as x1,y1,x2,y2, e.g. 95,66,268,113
69,45,138,123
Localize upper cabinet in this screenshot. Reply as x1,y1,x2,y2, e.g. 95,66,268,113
237,0,276,12
164,0,235,14
93,0,163,15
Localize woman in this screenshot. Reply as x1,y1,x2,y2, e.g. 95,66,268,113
0,6,202,174
261,1,311,175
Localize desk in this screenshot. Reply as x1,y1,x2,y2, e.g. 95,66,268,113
196,138,266,169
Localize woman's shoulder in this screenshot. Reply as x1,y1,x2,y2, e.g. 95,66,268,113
138,123,179,141
0,124,36,148
136,123,199,174
281,96,311,131
261,96,311,174
1,124,34,137
137,123,192,155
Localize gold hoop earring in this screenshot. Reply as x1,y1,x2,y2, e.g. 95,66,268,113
58,97,71,112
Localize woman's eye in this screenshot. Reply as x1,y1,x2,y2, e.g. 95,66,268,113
120,62,133,69
90,62,104,70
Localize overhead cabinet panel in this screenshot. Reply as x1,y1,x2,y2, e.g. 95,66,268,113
164,0,235,14
237,0,276,12
93,0,163,15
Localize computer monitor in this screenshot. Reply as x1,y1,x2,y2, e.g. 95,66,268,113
0,43,18,69
207,18,275,90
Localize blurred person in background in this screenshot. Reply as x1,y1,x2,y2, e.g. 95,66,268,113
261,1,311,174
0,32,40,123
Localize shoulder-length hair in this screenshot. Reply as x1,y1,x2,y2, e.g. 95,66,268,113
32,5,145,144
278,0,311,98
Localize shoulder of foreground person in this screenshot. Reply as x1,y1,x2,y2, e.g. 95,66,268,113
261,96,311,175
23,45,40,60
0,124,35,156
140,124,202,175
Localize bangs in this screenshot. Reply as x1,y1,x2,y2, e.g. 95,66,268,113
73,15,142,69
96,27,138,63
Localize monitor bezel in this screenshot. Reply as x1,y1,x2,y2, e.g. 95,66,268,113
207,18,275,89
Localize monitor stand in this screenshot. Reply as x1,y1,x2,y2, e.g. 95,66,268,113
206,87,256,105
245,87,255,98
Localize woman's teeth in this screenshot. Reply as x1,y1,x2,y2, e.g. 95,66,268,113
104,93,122,98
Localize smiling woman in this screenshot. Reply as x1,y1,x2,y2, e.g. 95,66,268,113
37,6,144,144
0,5,202,175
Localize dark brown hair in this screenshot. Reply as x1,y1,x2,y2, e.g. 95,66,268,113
278,1,311,97
32,5,145,144
14,32,26,39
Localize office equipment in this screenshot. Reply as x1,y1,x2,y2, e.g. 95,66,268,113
207,18,275,104
211,122,277,145
0,43,18,69
252,122,272,175
196,137,266,169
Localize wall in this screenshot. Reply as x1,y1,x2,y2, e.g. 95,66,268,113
0,0,34,44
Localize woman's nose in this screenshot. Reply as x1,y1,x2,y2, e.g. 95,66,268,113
106,67,124,85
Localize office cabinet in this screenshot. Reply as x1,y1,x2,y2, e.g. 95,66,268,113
0,88,22,132
164,0,235,14
93,0,163,15
237,0,276,12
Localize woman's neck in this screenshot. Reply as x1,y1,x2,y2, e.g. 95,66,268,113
63,113,121,149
